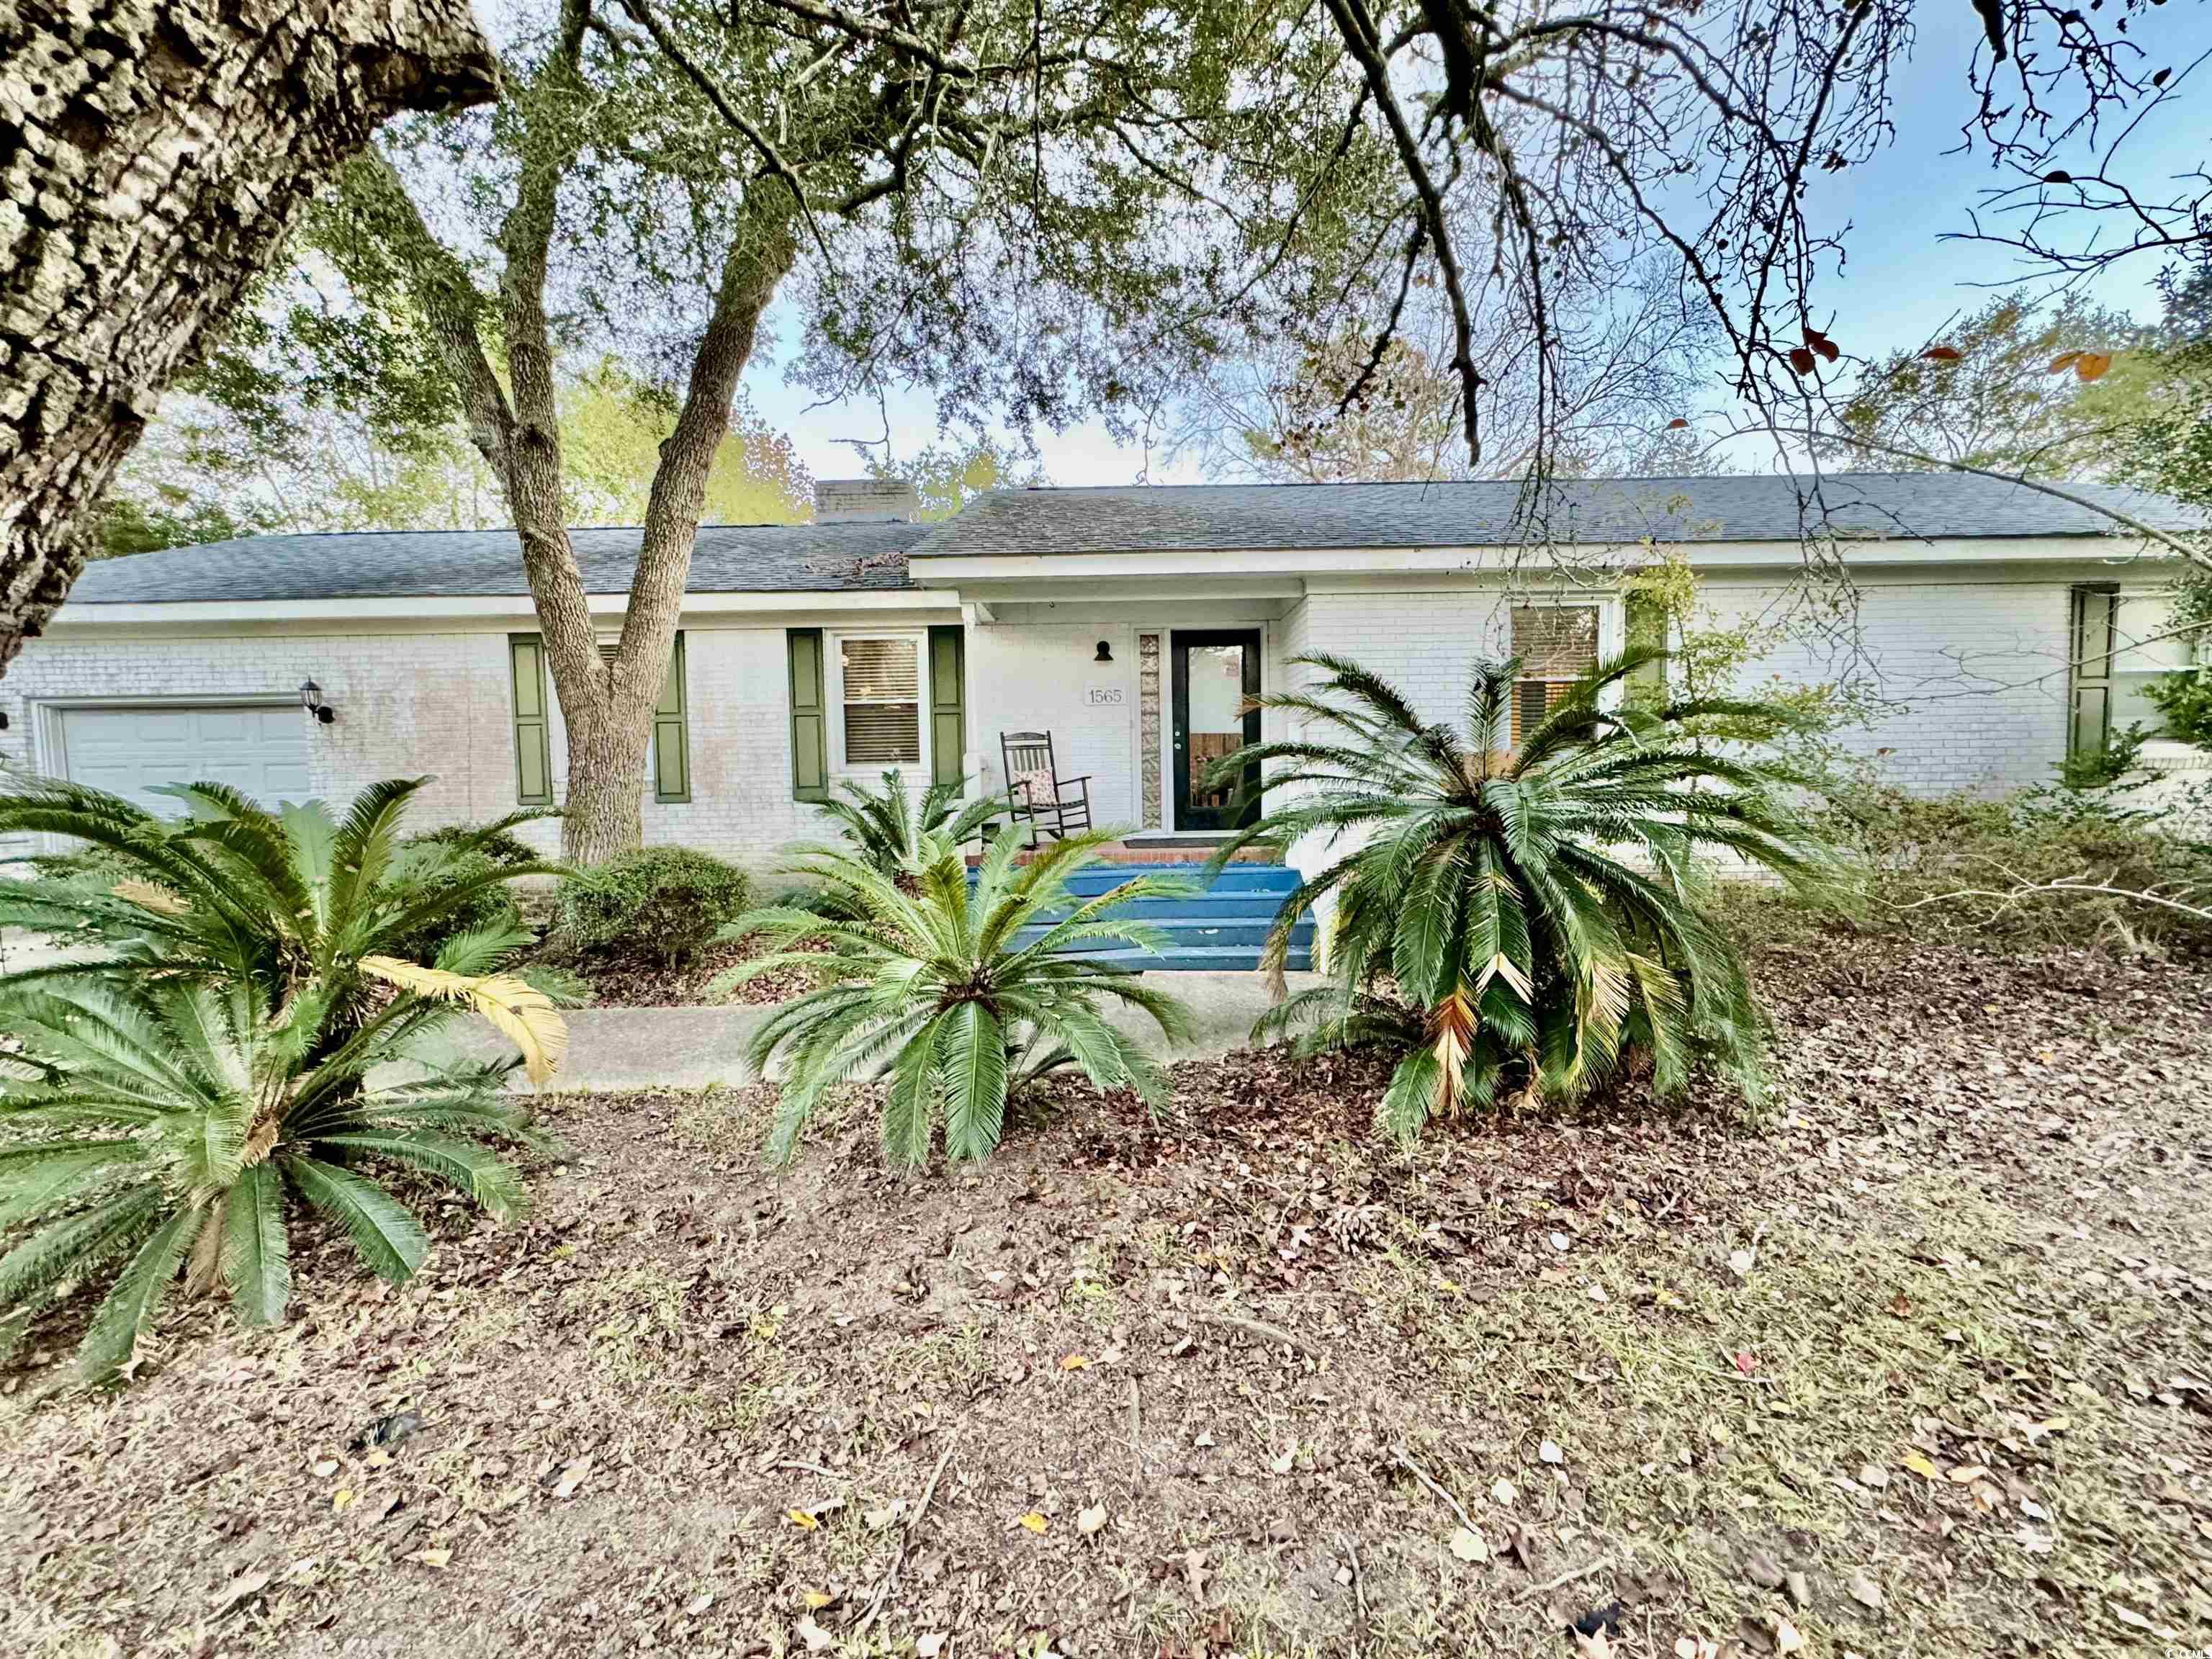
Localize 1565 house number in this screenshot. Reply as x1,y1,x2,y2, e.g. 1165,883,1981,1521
1086,687,1125,706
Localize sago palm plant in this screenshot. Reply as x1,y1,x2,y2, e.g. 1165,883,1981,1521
807,768,1007,883
1210,649,1837,1140
0,969,558,1384
721,827,1192,1167
0,776,564,1028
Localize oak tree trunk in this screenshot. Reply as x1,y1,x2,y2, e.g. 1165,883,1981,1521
0,0,496,678
550,211,797,866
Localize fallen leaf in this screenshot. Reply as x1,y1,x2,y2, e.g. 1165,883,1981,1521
801,1588,834,1611
1771,1614,1805,1655
408,1547,451,1569
1491,1478,1519,1506
1061,1354,1089,1371
1574,1630,1612,1659
1733,1352,1761,1375
1077,1503,1107,1536
1539,1439,1565,1465
1946,1463,1990,1485
1269,1444,1297,1475
1902,1451,1942,1481
793,1614,836,1653
1856,1462,1888,1489
916,1636,948,1659
683,1592,714,1617
1017,1511,1048,1534
1728,1249,1756,1277
331,1487,356,1512
1847,1570,1883,1609
311,1460,339,1478
211,1567,272,1612
553,1457,591,1500
786,1509,820,1531
1448,1526,1488,1563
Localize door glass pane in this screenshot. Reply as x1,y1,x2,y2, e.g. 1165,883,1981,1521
1186,642,1249,808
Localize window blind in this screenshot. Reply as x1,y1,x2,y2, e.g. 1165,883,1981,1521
1509,605,1600,744
841,637,922,765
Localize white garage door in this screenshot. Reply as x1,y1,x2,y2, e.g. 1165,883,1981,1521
58,704,314,817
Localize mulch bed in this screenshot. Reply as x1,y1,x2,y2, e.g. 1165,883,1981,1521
4,921,2210,1658
552,932,834,1008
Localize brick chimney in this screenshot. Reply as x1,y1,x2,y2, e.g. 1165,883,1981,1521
814,477,920,523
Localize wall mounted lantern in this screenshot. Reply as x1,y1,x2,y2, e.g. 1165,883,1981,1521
1093,639,1113,664
300,679,337,724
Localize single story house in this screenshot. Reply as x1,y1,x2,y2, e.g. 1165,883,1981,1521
1,473,2201,884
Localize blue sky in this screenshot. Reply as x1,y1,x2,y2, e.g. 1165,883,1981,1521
739,6,2211,487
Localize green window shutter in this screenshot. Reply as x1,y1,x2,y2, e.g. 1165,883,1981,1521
508,634,553,806
652,632,691,803
1622,589,1668,711
788,628,828,801
927,624,966,789
2068,584,2118,758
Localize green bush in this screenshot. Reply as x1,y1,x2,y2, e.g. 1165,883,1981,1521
1822,784,2212,951
2146,670,2212,748
557,845,750,966
385,822,544,965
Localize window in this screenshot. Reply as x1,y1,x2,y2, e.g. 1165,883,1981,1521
839,634,922,766
2072,585,2197,754
1509,605,1600,743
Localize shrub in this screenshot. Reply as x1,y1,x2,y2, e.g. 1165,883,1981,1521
1208,650,1840,1141
723,827,1190,1168
557,845,750,967
0,971,555,1385
1821,783,2212,951
385,822,544,966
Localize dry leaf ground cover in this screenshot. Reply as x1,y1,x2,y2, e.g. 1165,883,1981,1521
4,917,2209,1659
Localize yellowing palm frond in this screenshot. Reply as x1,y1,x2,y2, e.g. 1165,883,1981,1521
359,956,567,1087
110,878,192,915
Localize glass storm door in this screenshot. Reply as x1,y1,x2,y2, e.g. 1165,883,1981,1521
1172,630,1262,832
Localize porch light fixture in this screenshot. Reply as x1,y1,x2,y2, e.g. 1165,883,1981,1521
1093,639,1113,663
300,679,336,724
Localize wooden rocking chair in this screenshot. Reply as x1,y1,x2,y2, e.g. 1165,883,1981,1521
999,730,1094,848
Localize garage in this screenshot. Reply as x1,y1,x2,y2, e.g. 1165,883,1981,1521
54,703,314,817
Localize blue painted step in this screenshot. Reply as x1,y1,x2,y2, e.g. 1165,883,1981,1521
1014,915,1310,951
1053,861,1298,894
994,860,1310,971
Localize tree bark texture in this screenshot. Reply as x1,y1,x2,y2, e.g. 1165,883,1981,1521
553,209,797,866
0,0,496,677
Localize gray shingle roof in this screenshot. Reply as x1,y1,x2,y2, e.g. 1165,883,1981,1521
907,472,2203,557
69,521,925,605
68,472,2203,608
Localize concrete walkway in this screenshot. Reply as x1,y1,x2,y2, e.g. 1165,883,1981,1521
454,971,1326,1093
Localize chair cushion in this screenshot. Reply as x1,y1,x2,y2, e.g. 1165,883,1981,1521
1009,766,1056,802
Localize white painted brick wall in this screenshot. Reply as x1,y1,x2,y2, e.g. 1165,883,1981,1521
1,626,825,870
1697,580,2074,794
1299,589,1518,726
